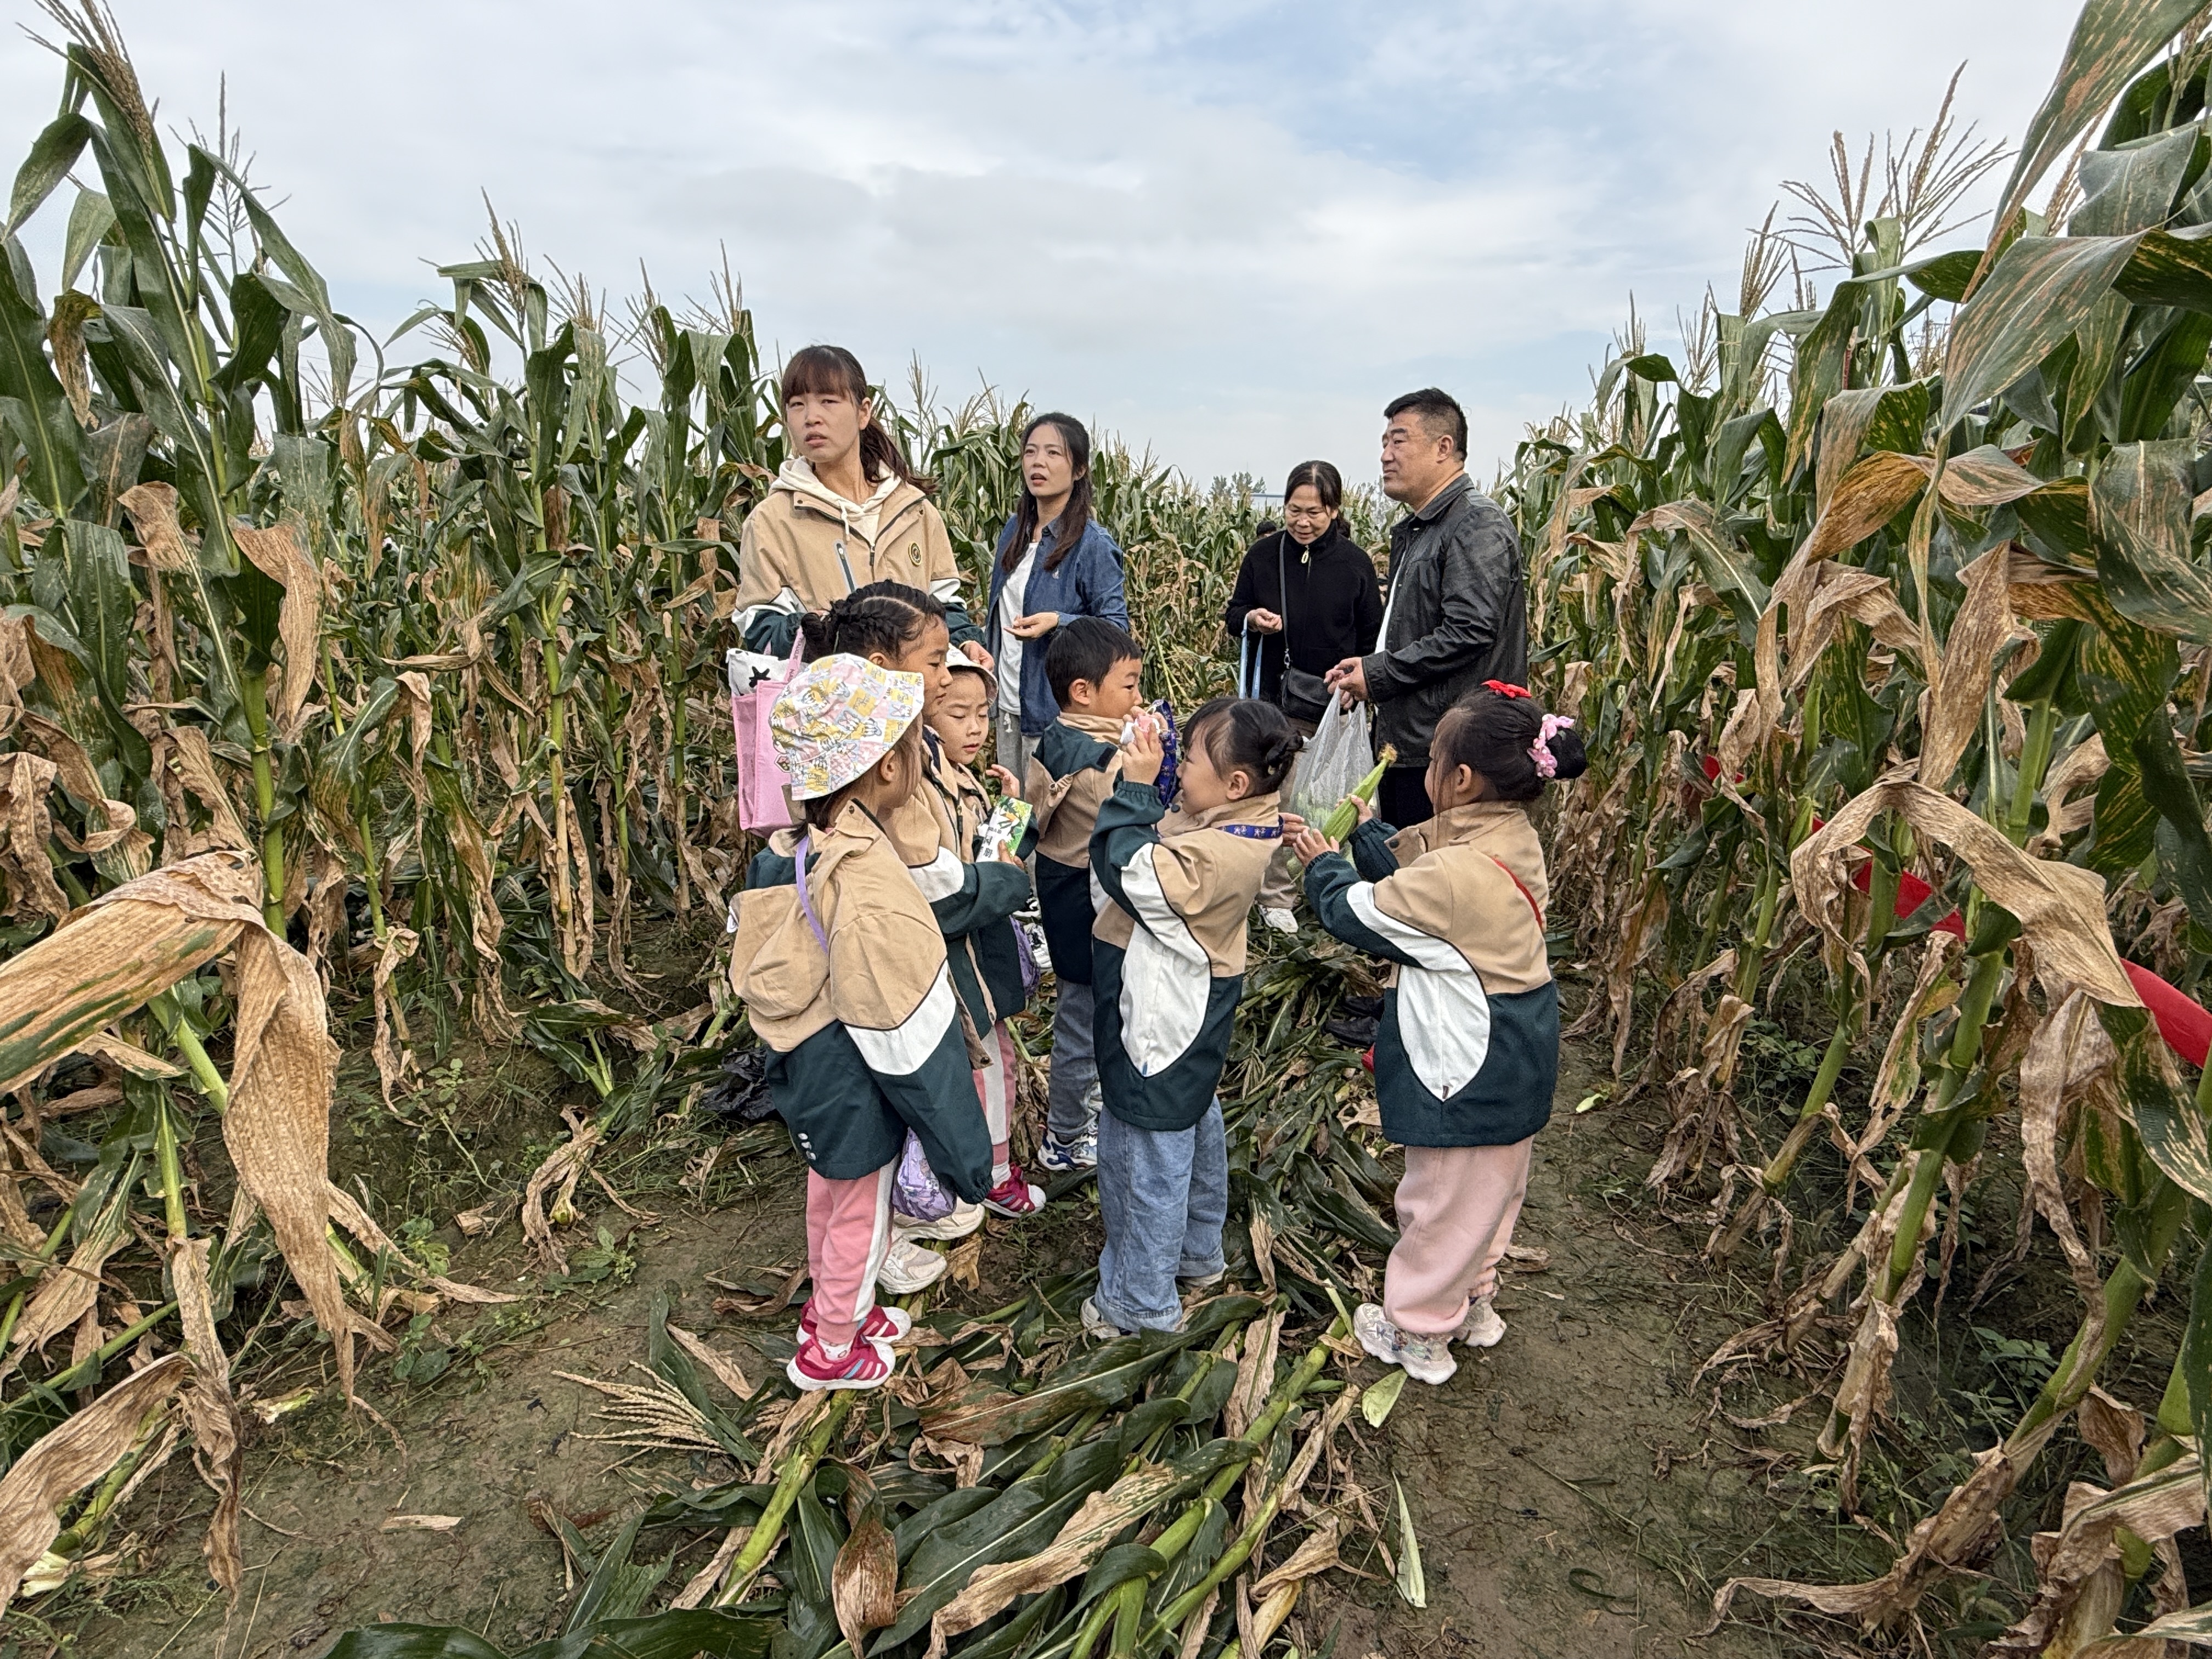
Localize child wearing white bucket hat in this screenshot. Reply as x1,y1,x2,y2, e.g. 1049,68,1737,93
728,653,994,1391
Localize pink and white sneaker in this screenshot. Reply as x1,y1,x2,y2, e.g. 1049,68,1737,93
798,1301,913,1346
983,1169,1046,1217
786,1334,894,1392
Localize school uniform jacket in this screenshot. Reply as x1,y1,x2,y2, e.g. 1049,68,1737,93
1304,801,1556,1147
902,734,1034,1032
730,801,993,1195
1024,714,1127,987
1091,782,1282,1132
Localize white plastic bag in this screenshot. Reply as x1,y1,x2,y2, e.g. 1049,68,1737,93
1290,694,1373,826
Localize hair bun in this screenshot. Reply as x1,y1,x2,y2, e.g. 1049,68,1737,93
1547,725,1588,782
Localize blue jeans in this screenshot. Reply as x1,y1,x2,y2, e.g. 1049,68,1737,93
1048,979,1102,1144
1094,1098,1228,1332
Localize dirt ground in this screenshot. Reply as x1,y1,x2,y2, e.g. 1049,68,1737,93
32,1009,1883,1659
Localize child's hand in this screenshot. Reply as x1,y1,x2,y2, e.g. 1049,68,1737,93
988,764,1023,799
1287,825,1339,865
1347,793,1375,826
996,843,1024,866
1121,721,1165,786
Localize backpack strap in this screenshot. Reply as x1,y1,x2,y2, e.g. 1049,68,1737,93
791,832,830,952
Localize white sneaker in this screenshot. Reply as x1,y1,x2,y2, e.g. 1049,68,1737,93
876,1239,947,1295
1079,1297,1127,1341
1354,1302,1456,1386
893,1200,984,1243
1455,1295,1505,1348
1261,907,1299,934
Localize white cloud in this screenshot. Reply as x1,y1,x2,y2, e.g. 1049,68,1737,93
2,0,2087,489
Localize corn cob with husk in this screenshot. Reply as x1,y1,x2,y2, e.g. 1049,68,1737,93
1319,745,1395,843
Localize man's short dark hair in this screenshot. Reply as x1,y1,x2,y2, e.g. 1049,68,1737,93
1047,617,1142,708
1384,388,1468,459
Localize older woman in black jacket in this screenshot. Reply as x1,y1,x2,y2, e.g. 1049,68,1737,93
1223,460,1383,930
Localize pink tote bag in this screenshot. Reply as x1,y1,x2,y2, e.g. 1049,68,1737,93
729,636,804,833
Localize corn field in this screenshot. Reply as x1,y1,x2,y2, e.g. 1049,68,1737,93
1507,3,2212,1647
0,0,2208,1654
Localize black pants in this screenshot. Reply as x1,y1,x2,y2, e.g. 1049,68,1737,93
1379,764,1432,830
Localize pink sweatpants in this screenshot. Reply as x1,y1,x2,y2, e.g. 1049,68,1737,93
806,1163,894,1350
1383,1139,1533,1336
974,1022,1016,1184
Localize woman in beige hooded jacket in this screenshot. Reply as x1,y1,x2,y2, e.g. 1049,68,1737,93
732,345,988,662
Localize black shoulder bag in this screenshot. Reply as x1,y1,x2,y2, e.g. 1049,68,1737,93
1276,533,1331,724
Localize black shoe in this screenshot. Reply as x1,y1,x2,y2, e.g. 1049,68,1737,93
1340,994,1382,1019
1325,1013,1380,1046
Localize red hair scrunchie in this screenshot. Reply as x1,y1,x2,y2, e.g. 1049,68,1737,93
1482,680,1532,699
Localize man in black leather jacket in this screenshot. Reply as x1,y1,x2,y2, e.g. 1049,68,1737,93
1325,388,1529,827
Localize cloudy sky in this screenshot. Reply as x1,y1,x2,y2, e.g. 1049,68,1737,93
2,1,2084,487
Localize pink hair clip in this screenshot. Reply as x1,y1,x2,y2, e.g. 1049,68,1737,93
1531,712,1575,779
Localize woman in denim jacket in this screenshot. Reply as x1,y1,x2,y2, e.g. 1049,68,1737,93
986,413,1131,779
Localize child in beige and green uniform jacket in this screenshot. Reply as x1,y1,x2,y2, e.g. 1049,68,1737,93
1289,683,1586,1386
1085,697,1301,1338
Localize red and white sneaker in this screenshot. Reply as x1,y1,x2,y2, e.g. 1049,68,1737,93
798,1300,913,1346
786,1334,894,1392
983,1169,1046,1217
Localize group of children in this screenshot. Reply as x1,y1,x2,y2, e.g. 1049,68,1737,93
729,583,1587,1392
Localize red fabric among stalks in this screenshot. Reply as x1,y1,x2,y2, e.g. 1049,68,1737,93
1686,754,2210,1067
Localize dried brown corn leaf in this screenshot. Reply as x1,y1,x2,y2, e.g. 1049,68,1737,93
1791,769,2139,1009
323,1183,515,1307
1252,1514,1344,1596
157,725,251,853
832,1502,897,1656
522,1110,604,1274
117,483,198,572
0,1351,192,1607
665,1323,753,1401
3,1194,126,1375
0,753,69,921
167,1237,241,1598
1920,546,2028,792
18,713,148,876
230,520,322,741
1989,1457,2205,1655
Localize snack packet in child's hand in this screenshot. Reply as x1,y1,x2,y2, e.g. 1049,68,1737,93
1120,703,1178,806
1152,701,1178,808
978,795,1032,861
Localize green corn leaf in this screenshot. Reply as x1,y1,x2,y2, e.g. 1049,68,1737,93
874,1438,1122,1651
2090,442,2212,644
60,189,114,294
196,145,356,402
919,1297,1260,1447
2185,1242,2212,1511
2137,730,2212,932
2116,306,2212,441
1941,235,2143,431
1984,0,2209,253
1392,1477,1426,1609
7,112,95,238
1361,1368,1408,1428
2074,127,2200,236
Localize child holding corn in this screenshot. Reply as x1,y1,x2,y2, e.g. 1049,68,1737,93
1286,682,1583,1385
